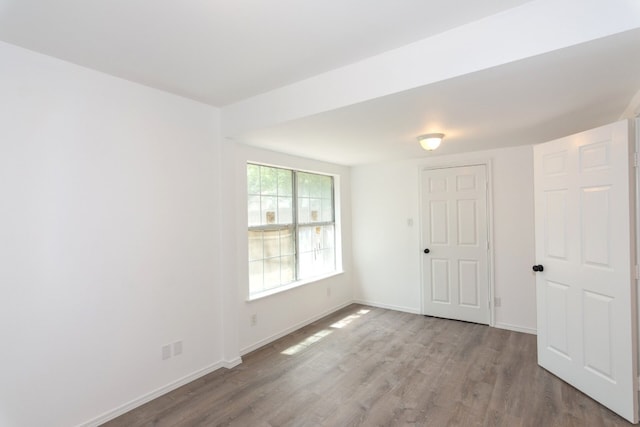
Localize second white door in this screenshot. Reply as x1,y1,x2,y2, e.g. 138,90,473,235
533,119,638,423
421,165,490,324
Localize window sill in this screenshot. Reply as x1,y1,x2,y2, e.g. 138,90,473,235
247,271,344,302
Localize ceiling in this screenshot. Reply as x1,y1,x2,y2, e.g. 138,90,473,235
0,0,530,106
238,28,640,165
1,1,639,166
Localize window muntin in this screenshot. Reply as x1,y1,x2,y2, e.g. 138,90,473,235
247,164,336,296
298,224,335,280
247,164,293,227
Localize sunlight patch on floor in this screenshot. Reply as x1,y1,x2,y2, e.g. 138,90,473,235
330,309,371,329
281,329,333,355
280,309,371,356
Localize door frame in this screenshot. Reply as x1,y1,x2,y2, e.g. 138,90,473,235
635,117,640,397
418,159,495,327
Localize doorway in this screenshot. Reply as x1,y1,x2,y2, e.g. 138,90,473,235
420,164,491,324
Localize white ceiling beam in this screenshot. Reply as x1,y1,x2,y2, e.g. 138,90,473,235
222,0,640,138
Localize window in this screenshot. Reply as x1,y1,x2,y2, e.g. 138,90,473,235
247,163,336,296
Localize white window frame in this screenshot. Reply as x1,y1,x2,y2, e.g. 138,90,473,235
247,163,337,299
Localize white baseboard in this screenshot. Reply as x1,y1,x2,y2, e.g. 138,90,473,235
239,301,353,355
81,302,354,426
78,361,231,427
494,322,537,335
355,301,537,336
78,304,535,427
352,299,421,315
222,357,243,369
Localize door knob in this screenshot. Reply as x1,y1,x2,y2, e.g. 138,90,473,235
423,248,430,254
532,265,544,272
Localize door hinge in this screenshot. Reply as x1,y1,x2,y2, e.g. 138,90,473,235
635,265,640,280
634,152,639,168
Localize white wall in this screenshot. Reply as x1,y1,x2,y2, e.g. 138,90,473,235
0,34,540,427
228,144,353,354
0,42,224,427
351,145,536,333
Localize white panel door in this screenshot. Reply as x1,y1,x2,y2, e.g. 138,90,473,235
534,119,638,423
421,165,489,324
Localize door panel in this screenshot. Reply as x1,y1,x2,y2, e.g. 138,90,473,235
458,260,479,307
534,119,638,423
457,199,477,245
431,259,450,303
421,164,489,324
430,201,449,244
581,186,610,266
582,290,614,380
545,280,570,358
544,190,568,259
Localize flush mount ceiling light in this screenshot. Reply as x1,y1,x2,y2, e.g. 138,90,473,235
417,133,445,151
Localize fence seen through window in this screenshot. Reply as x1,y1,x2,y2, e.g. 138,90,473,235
247,164,336,296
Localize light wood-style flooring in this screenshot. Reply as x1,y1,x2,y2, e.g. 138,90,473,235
104,304,634,426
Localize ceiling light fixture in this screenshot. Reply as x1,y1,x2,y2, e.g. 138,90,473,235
417,133,444,151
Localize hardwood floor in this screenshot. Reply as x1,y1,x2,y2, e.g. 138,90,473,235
104,304,634,426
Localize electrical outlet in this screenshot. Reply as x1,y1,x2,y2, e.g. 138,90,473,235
494,297,502,307
161,344,171,360
173,340,183,356
251,314,257,326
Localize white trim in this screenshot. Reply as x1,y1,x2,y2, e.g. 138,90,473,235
417,159,495,327
356,300,535,333
241,158,345,303
352,299,421,315
222,357,243,369
239,301,352,355
77,360,234,427
635,117,640,403
494,322,537,335
485,160,495,327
